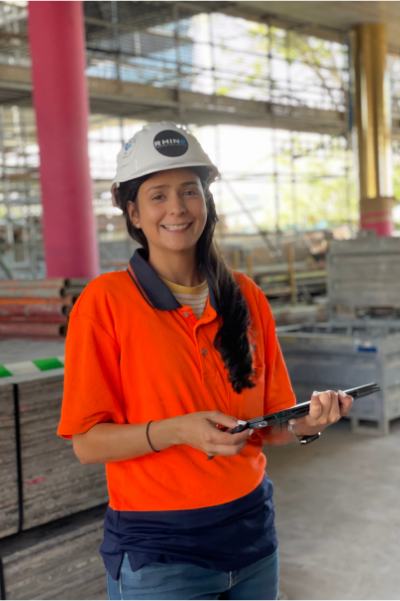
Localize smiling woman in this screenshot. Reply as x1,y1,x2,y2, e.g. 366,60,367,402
58,122,353,601
125,168,208,279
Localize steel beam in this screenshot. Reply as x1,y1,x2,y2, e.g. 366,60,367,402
0,62,347,135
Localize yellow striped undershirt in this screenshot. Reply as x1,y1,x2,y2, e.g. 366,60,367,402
161,277,209,320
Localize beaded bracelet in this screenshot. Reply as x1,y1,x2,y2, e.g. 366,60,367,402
146,420,160,453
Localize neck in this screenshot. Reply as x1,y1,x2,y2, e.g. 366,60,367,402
147,246,204,287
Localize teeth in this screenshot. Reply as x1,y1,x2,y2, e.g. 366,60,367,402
163,224,190,231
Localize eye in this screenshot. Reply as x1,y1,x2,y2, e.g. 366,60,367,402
152,194,165,201
184,189,197,196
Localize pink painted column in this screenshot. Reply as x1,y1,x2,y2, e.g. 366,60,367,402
28,1,99,277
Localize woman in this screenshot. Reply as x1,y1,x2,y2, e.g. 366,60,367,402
58,122,353,601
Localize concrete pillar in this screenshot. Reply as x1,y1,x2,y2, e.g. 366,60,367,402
351,23,394,236
28,1,99,277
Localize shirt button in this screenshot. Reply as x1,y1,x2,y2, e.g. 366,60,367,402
183,312,189,317
202,348,207,356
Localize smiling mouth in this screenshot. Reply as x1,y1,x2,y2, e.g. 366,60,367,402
161,223,192,232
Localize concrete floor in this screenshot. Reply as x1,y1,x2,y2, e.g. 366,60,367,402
265,420,400,600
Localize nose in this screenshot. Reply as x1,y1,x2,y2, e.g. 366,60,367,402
168,191,187,215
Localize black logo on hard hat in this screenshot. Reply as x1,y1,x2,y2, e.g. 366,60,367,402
154,130,188,157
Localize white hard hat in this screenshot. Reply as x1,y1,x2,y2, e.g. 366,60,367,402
111,122,219,207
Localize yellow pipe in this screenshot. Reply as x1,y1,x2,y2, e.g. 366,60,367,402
351,23,394,235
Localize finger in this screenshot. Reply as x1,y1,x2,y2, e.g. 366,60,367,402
338,391,354,416
206,411,239,430
327,391,341,424
289,416,306,429
211,428,252,446
308,391,323,422
209,440,248,458
317,391,333,423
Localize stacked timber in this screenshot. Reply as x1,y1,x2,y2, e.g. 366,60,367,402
0,375,109,539
0,279,89,339
0,342,109,599
0,384,19,538
0,505,108,600
17,375,109,530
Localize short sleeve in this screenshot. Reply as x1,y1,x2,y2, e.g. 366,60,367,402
57,313,125,439
256,288,297,445
254,289,296,413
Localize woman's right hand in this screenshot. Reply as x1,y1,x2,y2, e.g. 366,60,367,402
173,411,253,458
73,412,253,465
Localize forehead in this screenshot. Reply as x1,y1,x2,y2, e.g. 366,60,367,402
145,167,200,186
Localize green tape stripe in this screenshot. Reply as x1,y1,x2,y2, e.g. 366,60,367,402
0,357,65,378
33,358,64,371
0,365,12,378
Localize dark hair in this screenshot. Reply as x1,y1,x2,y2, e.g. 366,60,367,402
117,167,255,394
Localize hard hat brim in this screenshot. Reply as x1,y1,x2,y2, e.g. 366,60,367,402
111,163,219,208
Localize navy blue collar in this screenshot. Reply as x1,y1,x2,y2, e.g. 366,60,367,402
128,248,219,313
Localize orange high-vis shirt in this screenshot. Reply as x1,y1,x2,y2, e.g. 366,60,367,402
58,249,296,512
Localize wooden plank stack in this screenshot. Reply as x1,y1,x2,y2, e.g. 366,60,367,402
0,279,90,339
0,384,19,538
0,505,108,600
0,373,110,599
0,375,109,534
17,376,109,530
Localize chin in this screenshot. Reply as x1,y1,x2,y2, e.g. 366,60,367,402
167,242,196,253
157,238,197,253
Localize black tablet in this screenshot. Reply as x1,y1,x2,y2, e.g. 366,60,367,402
230,382,380,434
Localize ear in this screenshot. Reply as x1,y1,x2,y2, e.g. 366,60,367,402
127,201,140,228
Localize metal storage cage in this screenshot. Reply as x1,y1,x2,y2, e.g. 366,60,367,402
278,321,400,434
327,237,400,316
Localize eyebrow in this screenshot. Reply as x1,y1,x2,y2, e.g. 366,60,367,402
146,181,200,192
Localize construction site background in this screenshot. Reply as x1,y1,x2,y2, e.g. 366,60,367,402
0,1,399,281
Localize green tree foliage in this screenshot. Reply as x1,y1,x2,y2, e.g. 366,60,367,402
256,134,358,231
205,14,400,231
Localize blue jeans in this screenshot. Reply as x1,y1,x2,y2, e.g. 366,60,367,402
107,550,279,600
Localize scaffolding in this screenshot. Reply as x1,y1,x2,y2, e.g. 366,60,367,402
0,1,398,278
84,2,349,120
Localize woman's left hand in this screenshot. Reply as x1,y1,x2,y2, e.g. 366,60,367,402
290,390,353,437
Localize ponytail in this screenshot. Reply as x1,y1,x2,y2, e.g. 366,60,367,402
118,169,255,394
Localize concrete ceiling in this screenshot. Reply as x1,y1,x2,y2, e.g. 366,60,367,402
219,1,400,50
82,2,400,51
